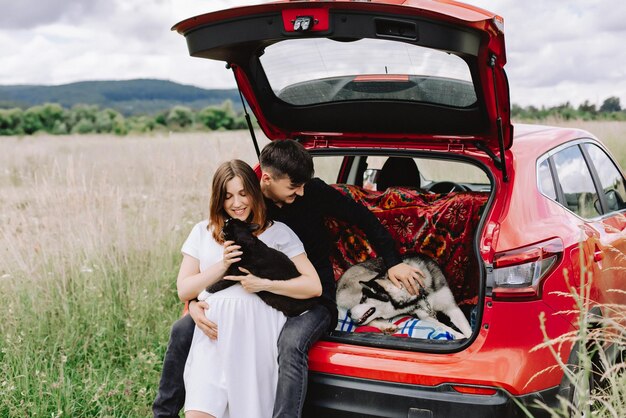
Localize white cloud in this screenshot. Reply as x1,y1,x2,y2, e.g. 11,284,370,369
0,0,623,108
0,0,109,29
471,0,626,107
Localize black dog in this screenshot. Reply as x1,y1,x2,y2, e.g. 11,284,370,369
207,218,318,317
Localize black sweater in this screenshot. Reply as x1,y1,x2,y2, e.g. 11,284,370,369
265,178,402,324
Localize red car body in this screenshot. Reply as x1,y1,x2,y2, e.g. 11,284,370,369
174,1,626,416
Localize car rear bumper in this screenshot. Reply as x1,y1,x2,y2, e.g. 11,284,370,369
303,372,561,418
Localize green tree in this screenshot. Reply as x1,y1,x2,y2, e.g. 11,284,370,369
165,106,194,129
51,120,69,135
94,108,127,134
577,100,597,121
22,106,44,134
111,114,128,135
71,118,95,134
67,105,99,133
232,115,249,130
154,112,168,127
38,103,66,133
578,100,597,114
128,115,157,133
551,102,576,120
198,101,236,130
600,96,621,113
0,108,24,135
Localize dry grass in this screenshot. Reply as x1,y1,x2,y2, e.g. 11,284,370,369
0,131,268,278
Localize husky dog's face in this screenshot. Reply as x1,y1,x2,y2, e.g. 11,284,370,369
349,278,424,325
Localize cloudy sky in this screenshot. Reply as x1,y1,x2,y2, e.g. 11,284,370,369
0,0,624,108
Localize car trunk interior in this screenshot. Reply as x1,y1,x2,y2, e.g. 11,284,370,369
312,151,492,351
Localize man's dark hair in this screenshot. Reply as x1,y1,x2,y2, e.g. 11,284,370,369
260,140,314,184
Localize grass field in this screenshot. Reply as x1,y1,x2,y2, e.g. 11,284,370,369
0,122,624,416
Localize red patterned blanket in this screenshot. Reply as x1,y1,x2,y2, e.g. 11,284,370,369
326,185,489,306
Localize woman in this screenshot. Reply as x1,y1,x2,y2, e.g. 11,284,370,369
178,159,322,418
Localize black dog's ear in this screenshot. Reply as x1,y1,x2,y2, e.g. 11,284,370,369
248,223,261,232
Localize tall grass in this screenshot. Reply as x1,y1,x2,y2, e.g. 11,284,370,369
522,250,626,418
0,132,266,416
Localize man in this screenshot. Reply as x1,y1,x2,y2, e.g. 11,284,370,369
153,140,424,418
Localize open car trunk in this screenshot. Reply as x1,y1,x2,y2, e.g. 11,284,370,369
307,150,492,352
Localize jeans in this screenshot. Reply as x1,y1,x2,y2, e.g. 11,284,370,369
153,314,195,418
273,304,331,418
152,304,331,418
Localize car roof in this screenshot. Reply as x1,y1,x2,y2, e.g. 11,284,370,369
512,124,598,153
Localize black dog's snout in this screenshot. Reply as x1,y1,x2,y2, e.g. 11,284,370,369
221,217,235,240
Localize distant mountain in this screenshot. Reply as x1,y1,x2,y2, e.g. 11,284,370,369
0,79,241,115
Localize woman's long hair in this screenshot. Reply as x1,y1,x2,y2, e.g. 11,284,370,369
209,159,268,243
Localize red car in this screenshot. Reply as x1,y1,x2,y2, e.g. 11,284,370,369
173,1,626,416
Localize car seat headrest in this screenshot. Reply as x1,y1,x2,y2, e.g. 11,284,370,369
376,157,421,191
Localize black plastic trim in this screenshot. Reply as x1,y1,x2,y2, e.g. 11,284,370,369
304,373,560,418
184,10,481,59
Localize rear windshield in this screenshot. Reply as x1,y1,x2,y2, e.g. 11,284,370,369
259,38,476,107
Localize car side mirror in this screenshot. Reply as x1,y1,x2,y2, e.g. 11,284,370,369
594,198,602,215
604,189,626,211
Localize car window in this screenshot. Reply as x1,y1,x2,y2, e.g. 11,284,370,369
260,38,476,107
537,159,557,200
365,156,489,186
583,143,626,212
552,145,601,218
311,154,490,191
313,156,344,184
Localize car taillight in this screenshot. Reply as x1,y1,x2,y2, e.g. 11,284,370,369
451,385,498,396
491,238,563,300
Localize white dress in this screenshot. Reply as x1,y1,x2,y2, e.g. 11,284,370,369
182,220,305,418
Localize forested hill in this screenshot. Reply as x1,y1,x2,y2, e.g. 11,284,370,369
0,79,240,115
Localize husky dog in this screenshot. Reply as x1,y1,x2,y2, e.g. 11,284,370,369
336,255,472,338
207,218,318,317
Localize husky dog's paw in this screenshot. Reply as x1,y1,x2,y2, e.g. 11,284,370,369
370,320,398,334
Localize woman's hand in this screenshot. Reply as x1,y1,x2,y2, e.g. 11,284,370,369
224,267,270,293
222,240,242,270
188,300,218,340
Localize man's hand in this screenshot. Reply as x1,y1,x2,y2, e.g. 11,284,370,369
387,263,425,295
224,267,271,293
188,300,218,340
